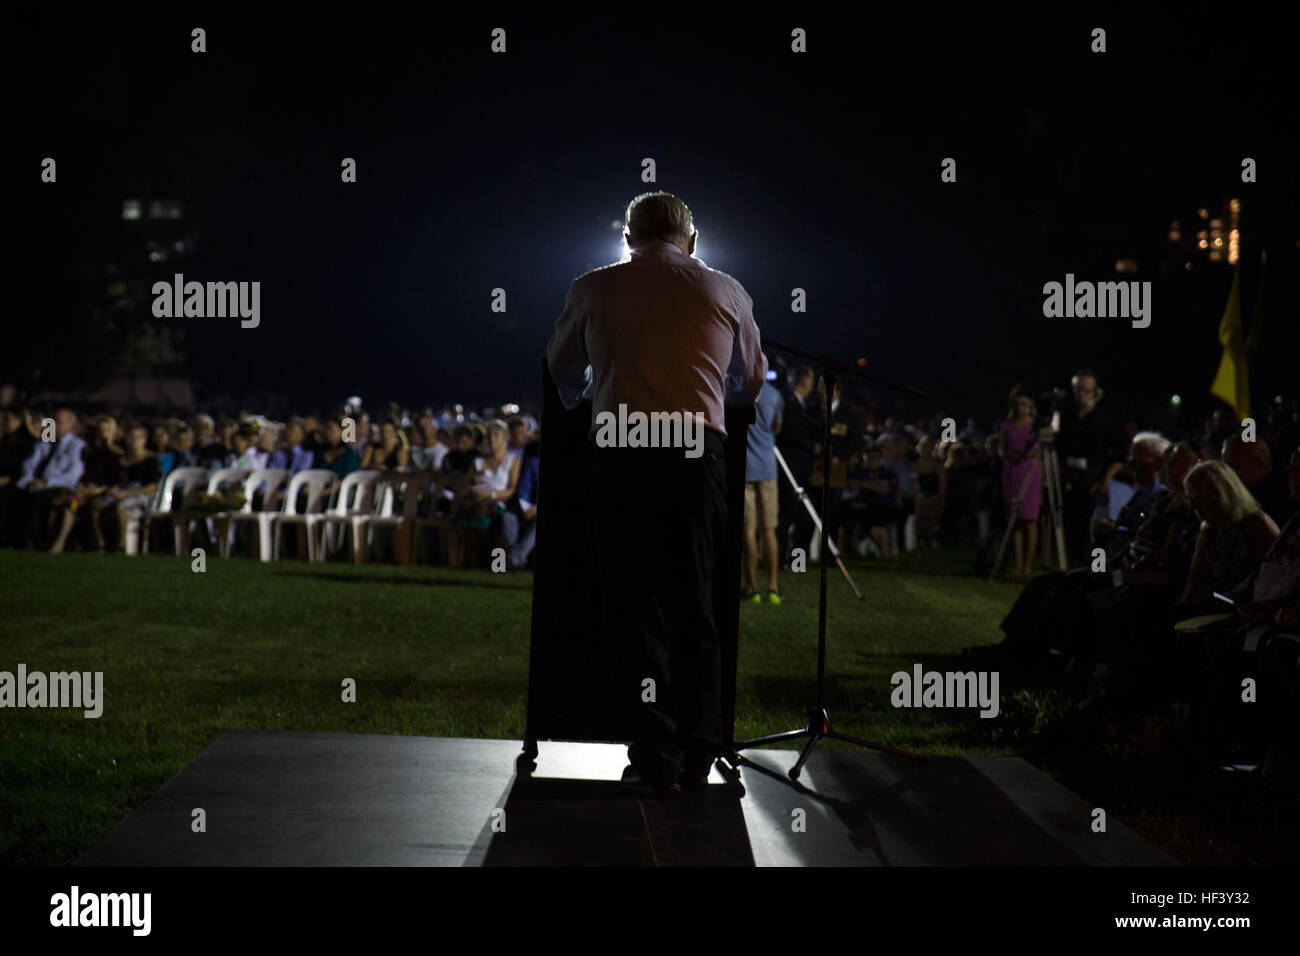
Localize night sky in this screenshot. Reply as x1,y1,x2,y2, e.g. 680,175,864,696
8,6,1297,428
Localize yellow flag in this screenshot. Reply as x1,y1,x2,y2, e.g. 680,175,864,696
1210,265,1250,420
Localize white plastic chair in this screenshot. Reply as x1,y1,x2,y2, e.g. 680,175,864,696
352,477,419,564
412,474,462,567
216,468,289,558
313,470,383,562
136,467,208,555
270,469,339,561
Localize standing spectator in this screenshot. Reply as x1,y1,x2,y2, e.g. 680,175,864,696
913,435,947,548
1056,370,1125,564
776,366,818,567
879,433,915,552
742,376,784,602
816,375,862,558
1001,385,1042,581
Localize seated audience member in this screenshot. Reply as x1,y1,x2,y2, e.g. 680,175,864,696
0,409,38,485
1178,460,1280,609
314,417,360,480
1223,435,1296,526
1116,441,1203,577
429,425,477,515
193,414,228,471
170,424,199,469
502,437,540,569
847,442,901,557
151,422,175,475
48,414,123,553
362,419,409,472
251,421,277,470
1226,447,1300,627
1091,431,1170,555
409,414,446,472
441,426,476,477
269,417,314,474
97,422,162,552
997,433,1188,672
227,422,263,470
506,417,528,461
454,420,520,566
1,408,86,549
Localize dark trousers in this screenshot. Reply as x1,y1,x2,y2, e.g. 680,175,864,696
1063,468,1098,566
594,429,727,786
777,451,813,564
0,485,60,549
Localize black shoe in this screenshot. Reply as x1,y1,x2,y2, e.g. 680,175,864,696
620,764,681,798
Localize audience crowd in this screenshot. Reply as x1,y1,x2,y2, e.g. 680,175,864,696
0,402,541,569
2,369,1297,794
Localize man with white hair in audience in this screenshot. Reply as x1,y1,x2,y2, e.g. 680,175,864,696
1092,431,1171,556
1223,434,1296,526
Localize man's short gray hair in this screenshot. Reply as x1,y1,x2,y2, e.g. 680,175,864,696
625,191,694,245
1131,431,1170,459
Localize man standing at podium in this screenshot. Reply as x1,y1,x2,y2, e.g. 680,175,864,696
546,191,767,795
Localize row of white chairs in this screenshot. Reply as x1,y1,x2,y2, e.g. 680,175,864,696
127,467,458,565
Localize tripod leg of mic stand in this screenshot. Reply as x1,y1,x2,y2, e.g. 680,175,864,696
832,551,863,599
789,726,823,781
776,447,863,599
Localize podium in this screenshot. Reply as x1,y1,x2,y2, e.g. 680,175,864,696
518,359,752,774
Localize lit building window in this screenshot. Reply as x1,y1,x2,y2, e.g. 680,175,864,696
122,199,141,220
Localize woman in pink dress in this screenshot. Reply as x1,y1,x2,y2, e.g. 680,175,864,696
1001,385,1041,581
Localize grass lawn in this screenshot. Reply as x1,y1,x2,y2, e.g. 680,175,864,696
3,545,1277,866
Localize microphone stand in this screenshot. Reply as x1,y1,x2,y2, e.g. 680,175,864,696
732,339,931,779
